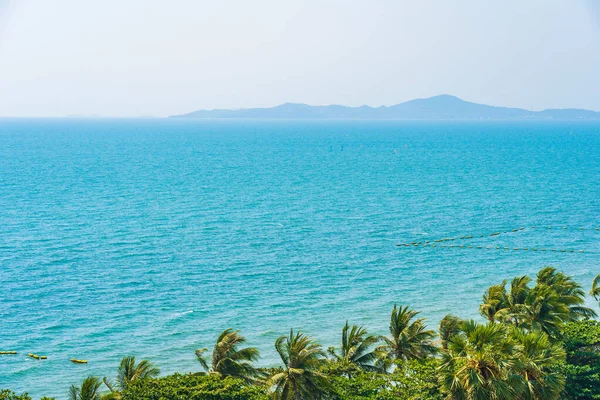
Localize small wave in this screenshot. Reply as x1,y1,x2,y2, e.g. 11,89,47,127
167,310,195,320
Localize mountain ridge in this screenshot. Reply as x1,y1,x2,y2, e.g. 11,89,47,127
170,95,600,120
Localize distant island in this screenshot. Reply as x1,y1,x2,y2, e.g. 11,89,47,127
170,95,600,120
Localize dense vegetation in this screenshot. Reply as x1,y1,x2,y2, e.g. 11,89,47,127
4,267,600,400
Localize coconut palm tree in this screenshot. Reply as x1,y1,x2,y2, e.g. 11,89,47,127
591,273,600,300
510,328,566,400
102,355,160,396
267,329,329,400
376,304,437,368
508,268,595,337
480,276,531,326
534,267,596,321
195,328,262,383
497,275,532,325
439,314,462,350
439,320,516,400
517,285,570,338
69,376,102,400
479,282,508,322
479,268,595,337
327,321,381,374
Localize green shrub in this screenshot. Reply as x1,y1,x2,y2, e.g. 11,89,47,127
121,374,268,400
559,320,600,400
0,390,32,400
322,359,442,400
0,391,53,400
327,372,393,400
391,359,443,400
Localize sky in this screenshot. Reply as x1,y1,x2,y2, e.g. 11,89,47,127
0,0,599,117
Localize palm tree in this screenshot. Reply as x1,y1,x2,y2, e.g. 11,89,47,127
439,314,462,350
479,267,595,337
591,273,600,300
439,320,516,400
480,276,531,326
267,329,329,400
376,304,437,368
497,275,532,325
440,320,567,400
510,328,566,400
534,267,596,321
69,376,102,400
518,285,570,338
102,355,160,395
479,282,507,322
195,328,262,382
327,321,381,374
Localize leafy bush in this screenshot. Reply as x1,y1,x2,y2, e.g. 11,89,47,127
322,359,442,400
0,391,32,400
326,372,393,400
391,359,443,400
121,374,268,400
0,390,53,400
559,320,600,400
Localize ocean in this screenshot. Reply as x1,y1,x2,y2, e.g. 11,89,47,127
1,119,599,398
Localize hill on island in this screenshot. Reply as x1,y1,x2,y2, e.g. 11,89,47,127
170,95,600,120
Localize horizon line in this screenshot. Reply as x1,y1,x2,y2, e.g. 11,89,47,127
2,94,600,118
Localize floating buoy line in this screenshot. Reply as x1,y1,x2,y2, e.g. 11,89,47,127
406,244,585,253
397,225,598,254
0,351,89,364
397,226,528,247
3,225,596,364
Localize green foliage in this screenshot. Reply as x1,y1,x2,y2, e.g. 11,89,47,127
268,329,329,400
196,329,263,383
535,267,597,321
115,356,160,391
99,392,120,400
101,355,160,396
323,359,442,400
69,377,102,400
322,359,364,378
0,390,42,400
440,321,516,399
591,274,600,302
391,359,443,400
121,374,268,400
440,320,565,400
510,327,566,399
376,304,437,368
326,372,393,400
439,314,462,350
0,392,54,400
327,321,382,374
479,267,596,338
558,320,600,400
320,359,442,400
0,391,30,400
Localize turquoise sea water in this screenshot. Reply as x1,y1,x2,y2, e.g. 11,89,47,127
1,119,599,398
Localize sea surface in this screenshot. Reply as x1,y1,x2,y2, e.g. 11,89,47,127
1,119,599,398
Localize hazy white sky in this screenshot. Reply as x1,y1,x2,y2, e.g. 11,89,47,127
0,0,599,117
